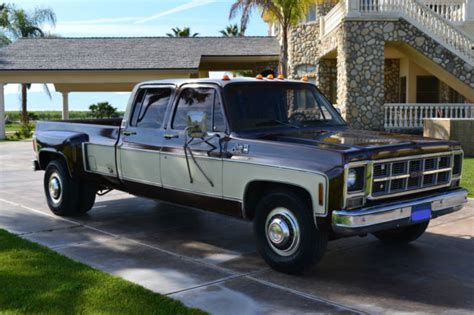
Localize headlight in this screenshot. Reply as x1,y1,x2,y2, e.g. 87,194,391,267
347,166,365,192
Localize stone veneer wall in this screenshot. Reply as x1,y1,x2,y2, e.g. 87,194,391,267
384,59,400,104
316,59,337,102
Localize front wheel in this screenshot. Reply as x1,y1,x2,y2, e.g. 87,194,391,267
253,189,327,274
372,221,429,244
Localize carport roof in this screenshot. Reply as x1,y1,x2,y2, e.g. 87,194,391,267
0,36,279,71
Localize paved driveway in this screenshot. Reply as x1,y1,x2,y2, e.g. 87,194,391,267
1,141,473,314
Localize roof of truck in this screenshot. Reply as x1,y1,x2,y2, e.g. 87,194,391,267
138,77,312,87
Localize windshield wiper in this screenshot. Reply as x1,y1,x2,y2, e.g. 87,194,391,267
255,119,300,129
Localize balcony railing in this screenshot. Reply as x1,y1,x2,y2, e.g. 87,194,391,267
384,103,474,130
320,0,474,64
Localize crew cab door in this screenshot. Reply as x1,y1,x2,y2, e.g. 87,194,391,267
160,85,226,197
117,86,174,187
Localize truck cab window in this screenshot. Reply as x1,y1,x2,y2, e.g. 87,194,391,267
173,87,224,131
134,88,172,129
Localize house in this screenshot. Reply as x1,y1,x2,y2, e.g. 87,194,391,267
270,0,474,132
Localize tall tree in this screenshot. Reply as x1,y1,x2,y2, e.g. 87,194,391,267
219,24,243,37
229,0,315,76
0,3,11,47
5,6,56,123
166,27,198,37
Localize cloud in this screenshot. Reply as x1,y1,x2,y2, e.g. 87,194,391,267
62,17,140,25
135,0,216,24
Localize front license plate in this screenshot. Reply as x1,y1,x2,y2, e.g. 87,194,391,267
411,203,432,222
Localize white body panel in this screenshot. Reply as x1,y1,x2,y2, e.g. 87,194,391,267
119,148,161,186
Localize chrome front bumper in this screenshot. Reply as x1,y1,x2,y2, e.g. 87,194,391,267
332,188,468,235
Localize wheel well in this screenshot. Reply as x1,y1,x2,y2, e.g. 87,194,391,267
38,151,71,176
243,181,313,220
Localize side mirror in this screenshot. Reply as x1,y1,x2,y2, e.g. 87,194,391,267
186,111,208,139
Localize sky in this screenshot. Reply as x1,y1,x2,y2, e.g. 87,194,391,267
4,0,269,112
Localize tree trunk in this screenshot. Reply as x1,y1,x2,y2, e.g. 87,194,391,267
279,24,289,77
21,84,28,124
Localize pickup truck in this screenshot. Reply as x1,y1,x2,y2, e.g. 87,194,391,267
33,77,468,274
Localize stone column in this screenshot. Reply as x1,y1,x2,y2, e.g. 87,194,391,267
0,83,5,140
337,21,386,130
62,92,69,120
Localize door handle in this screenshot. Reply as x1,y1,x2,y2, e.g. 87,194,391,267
164,134,179,139
122,131,136,136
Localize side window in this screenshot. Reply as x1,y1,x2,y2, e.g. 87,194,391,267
173,87,225,131
130,89,146,126
135,88,172,129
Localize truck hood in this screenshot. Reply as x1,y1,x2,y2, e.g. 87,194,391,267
261,127,459,161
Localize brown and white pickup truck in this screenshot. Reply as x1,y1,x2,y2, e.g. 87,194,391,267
33,77,468,273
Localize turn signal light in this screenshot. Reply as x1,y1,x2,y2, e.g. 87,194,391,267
256,74,263,79
222,74,230,81
266,74,274,80
302,75,309,82
318,183,324,206
277,74,284,80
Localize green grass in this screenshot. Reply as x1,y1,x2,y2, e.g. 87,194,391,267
0,229,205,314
461,158,474,198
5,122,22,132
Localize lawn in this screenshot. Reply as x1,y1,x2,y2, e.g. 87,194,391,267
0,229,205,314
461,157,474,198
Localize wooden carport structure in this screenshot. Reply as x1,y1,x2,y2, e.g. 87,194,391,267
0,36,279,139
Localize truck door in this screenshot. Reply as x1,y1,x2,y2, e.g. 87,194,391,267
117,86,173,187
160,85,226,197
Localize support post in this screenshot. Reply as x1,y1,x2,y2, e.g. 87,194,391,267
62,92,69,120
0,83,5,140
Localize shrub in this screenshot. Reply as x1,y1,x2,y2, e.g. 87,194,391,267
89,102,118,119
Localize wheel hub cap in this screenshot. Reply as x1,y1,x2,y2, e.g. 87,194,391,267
265,207,301,257
48,174,62,203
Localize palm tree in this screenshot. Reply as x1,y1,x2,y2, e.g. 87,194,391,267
5,6,56,123
219,24,243,37
229,0,316,76
0,3,11,47
166,27,198,38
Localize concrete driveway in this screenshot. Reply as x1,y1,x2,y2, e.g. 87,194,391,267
1,141,473,314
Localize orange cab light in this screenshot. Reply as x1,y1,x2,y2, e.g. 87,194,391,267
222,74,231,81
302,75,309,82
277,74,284,80
256,74,263,79
266,74,274,80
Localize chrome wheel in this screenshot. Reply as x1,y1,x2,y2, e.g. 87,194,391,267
265,207,301,256
48,173,62,205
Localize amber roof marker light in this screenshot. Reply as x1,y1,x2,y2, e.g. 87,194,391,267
222,74,230,81
277,74,284,80
256,74,263,79
266,74,274,80
302,75,309,82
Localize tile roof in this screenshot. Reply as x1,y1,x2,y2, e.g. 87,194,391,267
0,36,279,71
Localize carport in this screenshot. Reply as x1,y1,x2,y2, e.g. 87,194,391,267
0,36,279,139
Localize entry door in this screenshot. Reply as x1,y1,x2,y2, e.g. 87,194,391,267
160,86,227,197
117,87,173,187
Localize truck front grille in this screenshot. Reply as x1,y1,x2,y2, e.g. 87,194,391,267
370,152,462,199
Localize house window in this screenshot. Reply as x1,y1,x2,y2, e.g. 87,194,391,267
399,76,407,103
416,76,439,103
305,5,317,22
295,64,316,77
449,88,465,103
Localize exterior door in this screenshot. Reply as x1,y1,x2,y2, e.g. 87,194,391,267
117,86,173,187
160,85,226,197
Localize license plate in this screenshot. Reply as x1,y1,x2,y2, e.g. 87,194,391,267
411,203,432,222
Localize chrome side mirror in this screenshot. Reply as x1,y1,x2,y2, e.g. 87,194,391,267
186,111,208,139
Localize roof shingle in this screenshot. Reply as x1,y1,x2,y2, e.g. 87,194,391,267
0,37,279,71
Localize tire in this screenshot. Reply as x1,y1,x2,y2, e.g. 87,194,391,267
253,189,328,274
78,182,97,213
372,221,429,244
44,160,81,216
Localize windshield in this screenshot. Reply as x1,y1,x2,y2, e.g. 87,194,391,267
224,82,346,132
